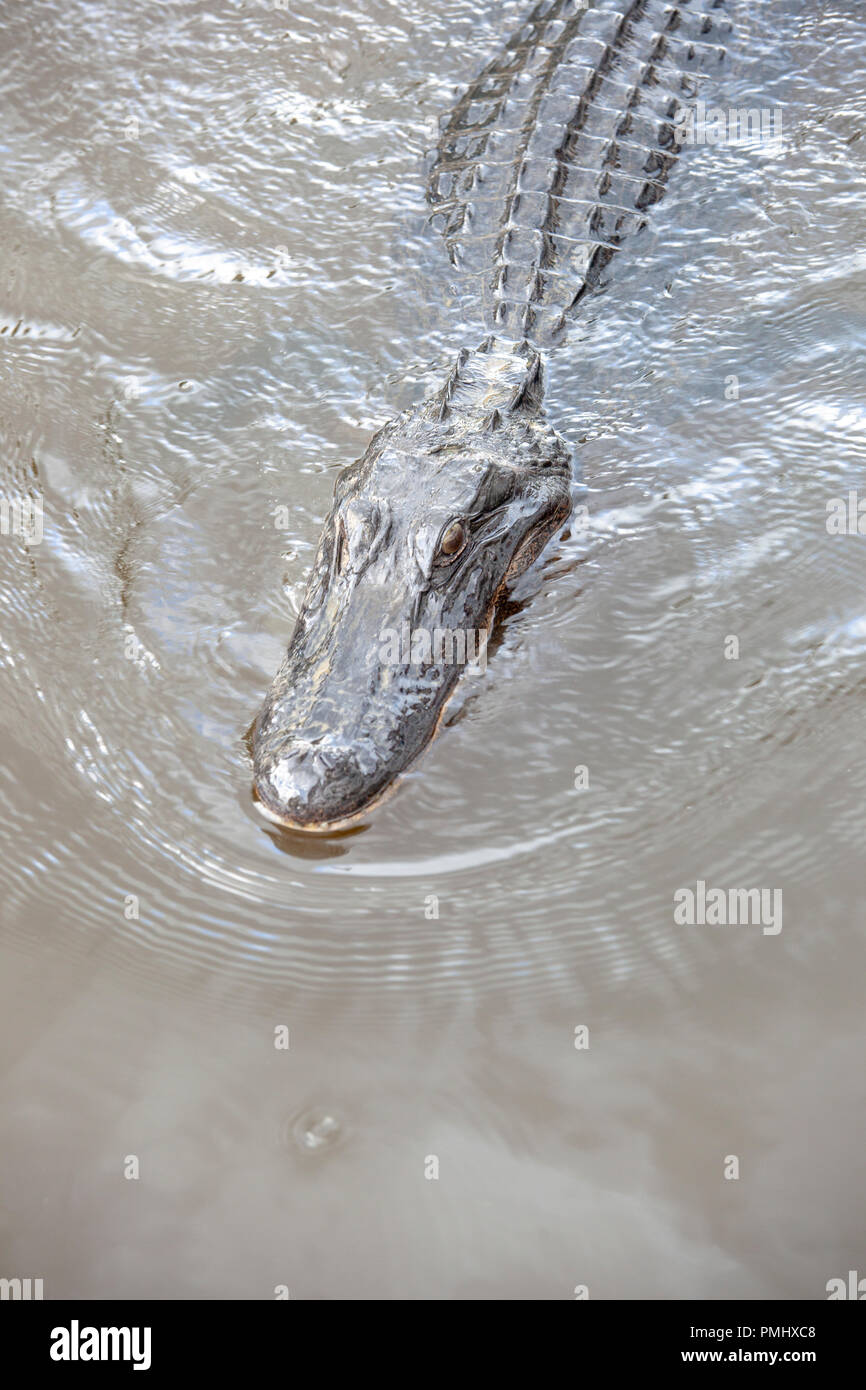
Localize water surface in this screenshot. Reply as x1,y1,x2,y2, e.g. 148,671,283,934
1,0,864,1297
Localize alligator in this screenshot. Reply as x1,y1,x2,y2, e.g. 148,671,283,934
252,0,730,831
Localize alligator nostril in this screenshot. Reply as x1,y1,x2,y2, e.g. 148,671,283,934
254,731,383,831
315,745,344,772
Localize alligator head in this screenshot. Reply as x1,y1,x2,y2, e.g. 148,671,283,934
252,338,572,831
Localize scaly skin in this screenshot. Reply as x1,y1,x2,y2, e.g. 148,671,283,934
252,340,571,830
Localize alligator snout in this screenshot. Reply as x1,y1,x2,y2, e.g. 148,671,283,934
254,733,390,831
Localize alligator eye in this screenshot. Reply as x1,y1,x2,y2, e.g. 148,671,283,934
438,520,466,559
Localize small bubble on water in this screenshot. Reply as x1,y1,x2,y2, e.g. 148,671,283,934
289,1108,344,1155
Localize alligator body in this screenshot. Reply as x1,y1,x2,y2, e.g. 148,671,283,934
253,0,730,831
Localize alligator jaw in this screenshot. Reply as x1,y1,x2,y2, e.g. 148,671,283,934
253,778,399,834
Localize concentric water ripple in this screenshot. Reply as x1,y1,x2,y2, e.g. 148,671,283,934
1,0,865,1024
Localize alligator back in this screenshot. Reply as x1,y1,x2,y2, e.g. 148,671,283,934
427,0,730,347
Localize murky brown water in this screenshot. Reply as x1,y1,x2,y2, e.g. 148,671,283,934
1,0,865,1298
